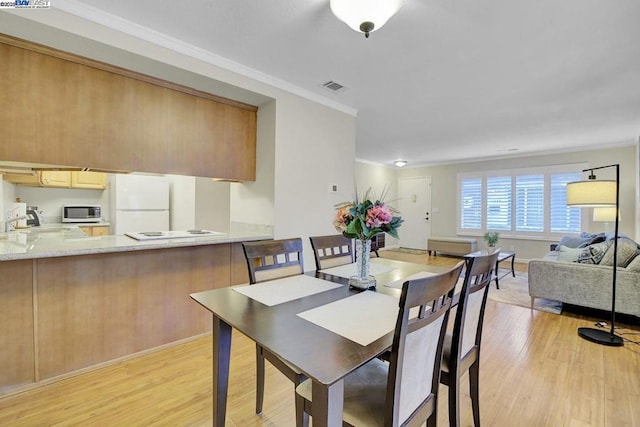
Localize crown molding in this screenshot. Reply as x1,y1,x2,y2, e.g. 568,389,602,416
51,0,357,117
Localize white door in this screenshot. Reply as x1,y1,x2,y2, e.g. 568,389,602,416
398,176,432,250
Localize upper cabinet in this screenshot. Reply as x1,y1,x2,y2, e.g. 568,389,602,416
39,171,71,188
71,171,107,189
0,35,257,181
3,171,107,189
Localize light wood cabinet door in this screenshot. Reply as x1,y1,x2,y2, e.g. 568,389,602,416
79,226,110,236
78,227,92,236
91,226,110,236
39,171,71,188
2,173,40,186
4,171,105,189
71,172,107,189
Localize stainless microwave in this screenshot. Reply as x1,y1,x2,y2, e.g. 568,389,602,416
62,205,102,223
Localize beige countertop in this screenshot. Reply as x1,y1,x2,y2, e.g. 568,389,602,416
0,224,271,261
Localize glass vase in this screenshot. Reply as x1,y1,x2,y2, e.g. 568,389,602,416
349,239,376,290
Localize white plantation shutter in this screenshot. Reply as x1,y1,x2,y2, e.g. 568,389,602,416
550,172,581,233
458,165,583,237
515,175,544,232
460,177,482,230
486,176,511,231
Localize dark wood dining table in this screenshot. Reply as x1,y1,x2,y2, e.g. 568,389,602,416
190,257,451,427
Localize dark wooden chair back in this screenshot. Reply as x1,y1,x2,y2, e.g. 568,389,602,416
454,251,500,361
241,238,308,423
295,262,464,427
242,238,304,283
441,250,500,427
309,234,353,270
385,261,464,426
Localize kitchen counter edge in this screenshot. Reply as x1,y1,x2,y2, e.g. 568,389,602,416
0,232,272,261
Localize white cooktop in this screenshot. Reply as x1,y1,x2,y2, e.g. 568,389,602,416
125,230,224,241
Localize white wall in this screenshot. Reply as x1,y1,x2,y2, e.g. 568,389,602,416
354,161,400,247
272,95,356,269
230,100,275,234
636,138,640,243
1,180,13,230
167,175,196,230
195,178,230,232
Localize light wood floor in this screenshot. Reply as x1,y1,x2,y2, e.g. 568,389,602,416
1,251,639,426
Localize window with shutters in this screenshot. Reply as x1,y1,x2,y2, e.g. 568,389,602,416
486,176,512,231
457,166,583,238
460,177,482,230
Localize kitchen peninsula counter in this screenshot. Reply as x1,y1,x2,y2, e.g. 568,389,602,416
0,225,270,396
0,225,271,261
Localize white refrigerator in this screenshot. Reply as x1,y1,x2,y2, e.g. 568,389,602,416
111,174,170,234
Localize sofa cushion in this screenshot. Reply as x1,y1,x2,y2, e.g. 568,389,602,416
600,237,640,267
580,232,607,244
556,236,592,249
626,253,640,272
557,245,583,262
576,241,611,264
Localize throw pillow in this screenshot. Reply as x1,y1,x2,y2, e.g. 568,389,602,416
556,236,592,250
577,241,612,264
587,234,606,245
626,252,640,272
600,238,640,267
557,245,583,262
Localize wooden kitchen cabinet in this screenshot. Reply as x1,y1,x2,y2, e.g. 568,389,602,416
2,171,70,188
40,171,71,187
0,35,257,181
35,245,230,380
79,225,110,236
0,261,35,392
3,171,106,189
71,171,107,189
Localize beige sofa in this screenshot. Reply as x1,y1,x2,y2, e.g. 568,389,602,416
528,239,640,317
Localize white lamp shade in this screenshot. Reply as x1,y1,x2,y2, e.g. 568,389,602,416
566,180,616,207
330,0,403,34
593,207,620,222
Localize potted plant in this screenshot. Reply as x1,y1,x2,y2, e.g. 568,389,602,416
484,231,499,248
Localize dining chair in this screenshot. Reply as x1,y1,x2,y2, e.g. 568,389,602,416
241,238,308,424
296,261,465,427
309,234,353,270
440,250,500,427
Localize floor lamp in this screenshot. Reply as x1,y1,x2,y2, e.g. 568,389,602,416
566,164,623,347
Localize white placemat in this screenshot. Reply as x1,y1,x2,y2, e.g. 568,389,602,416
319,262,396,279
232,275,342,306
297,291,399,346
383,270,439,289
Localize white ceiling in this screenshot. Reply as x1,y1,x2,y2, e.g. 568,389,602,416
14,0,640,167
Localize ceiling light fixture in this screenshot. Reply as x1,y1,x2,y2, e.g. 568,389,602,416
330,0,403,38
394,160,407,167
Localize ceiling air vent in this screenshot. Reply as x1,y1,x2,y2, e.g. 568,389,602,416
322,80,346,93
